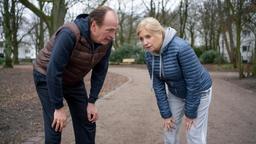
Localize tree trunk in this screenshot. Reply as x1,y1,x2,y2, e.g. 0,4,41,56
252,38,256,76
2,0,13,68
190,29,195,48
226,23,236,67
236,23,244,78
236,0,245,78
179,0,188,38
223,33,233,62
51,0,66,35
38,1,45,52
11,0,19,64
127,0,134,44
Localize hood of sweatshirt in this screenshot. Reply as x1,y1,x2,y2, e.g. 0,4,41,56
74,14,90,38
150,27,177,89
151,27,177,56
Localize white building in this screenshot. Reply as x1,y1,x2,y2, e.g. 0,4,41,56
220,29,255,63
0,44,36,60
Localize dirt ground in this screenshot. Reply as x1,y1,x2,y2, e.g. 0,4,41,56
0,65,128,144
0,64,256,144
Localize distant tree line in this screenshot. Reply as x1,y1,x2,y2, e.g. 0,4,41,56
0,0,255,78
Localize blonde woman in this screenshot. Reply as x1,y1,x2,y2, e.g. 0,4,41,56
137,17,212,144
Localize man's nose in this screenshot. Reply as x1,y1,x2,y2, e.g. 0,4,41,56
110,32,116,39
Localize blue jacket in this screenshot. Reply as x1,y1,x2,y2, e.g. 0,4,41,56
145,27,212,119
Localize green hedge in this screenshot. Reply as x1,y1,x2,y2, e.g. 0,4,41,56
193,48,203,58
0,57,4,65
110,43,145,64
200,50,226,64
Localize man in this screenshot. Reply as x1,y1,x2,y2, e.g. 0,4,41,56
33,6,118,144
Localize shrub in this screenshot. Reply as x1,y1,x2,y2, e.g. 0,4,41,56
200,50,216,64
193,48,203,58
199,50,227,64
0,57,4,65
110,43,145,64
214,54,227,64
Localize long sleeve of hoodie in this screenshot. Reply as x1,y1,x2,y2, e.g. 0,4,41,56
47,28,76,109
88,45,111,103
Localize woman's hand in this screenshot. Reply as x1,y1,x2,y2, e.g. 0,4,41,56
51,107,67,132
163,117,175,131
184,116,195,131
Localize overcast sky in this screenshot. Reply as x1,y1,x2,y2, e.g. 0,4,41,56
68,0,181,17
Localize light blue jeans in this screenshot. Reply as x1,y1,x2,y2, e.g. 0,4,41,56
164,87,212,144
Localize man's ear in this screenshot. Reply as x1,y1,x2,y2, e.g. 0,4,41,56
91,21,97,32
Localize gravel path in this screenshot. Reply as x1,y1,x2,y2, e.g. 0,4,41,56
51,67,256,144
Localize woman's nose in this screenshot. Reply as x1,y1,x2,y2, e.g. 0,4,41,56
143,40,149,46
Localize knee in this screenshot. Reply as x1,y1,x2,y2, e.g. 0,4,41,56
45,130,61,144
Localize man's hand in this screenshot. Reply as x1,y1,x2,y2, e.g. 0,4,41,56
51,107,67,132
87,103,98,123
163,117,175,131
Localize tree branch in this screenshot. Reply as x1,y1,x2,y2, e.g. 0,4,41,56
19,0,51,28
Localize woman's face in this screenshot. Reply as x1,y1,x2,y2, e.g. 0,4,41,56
138,28,163,53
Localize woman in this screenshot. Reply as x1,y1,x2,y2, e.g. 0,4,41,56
136,17,212,144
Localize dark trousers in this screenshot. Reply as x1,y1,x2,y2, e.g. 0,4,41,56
33,70,96,144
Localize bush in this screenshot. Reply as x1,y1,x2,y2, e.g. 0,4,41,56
110,43,145,64
200,50,226,64
200,50,217,64
214,54,227,64
193,48,203,58
0,57,4,65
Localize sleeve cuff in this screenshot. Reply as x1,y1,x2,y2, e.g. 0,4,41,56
54,102,64,110
185,112,197,119
161,112,172,119
88,97,97,103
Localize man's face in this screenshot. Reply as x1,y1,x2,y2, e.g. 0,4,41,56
91,11,119,45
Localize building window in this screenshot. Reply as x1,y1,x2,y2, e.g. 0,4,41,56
242,46,248,52
25,49,30,53
242,30,250,37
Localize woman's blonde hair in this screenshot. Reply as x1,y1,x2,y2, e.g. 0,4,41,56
136,17,164,36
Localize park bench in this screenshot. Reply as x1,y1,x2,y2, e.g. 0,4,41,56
122,58,135,64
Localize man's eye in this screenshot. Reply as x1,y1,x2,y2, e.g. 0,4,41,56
107,29,115,33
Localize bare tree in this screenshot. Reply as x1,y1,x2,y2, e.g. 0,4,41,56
1,0,13,68
186,2,200,48
178,0,188,38
19,0,67,35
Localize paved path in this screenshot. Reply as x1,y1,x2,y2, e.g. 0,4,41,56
62,67,164,144
35,67,256,144
208,72,256,144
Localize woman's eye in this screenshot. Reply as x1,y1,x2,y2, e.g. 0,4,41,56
145,35,151,39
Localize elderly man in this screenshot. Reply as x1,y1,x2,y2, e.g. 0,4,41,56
33,6,118,144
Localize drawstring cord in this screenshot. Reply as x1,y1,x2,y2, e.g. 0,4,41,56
151,56,154,91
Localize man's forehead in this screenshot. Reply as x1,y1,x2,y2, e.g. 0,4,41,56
103,11,118,24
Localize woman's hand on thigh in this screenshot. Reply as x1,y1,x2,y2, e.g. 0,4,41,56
163,117,175,131
184,116,195,131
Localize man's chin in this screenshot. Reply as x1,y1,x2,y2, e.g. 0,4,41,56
101,41,111,45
